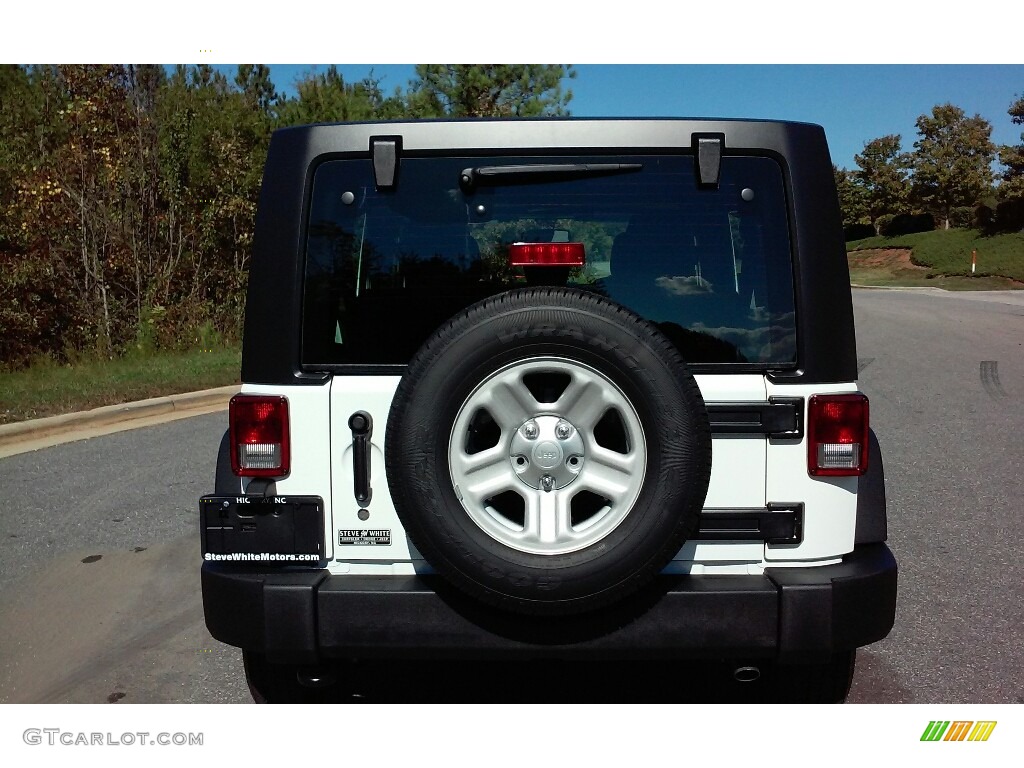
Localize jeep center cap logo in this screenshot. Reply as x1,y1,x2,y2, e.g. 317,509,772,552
533,440,563,470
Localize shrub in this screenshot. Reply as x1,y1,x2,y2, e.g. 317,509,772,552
878,213,934,237
948,207,974,229
874,214,895,236
973,204,995,232
844,223,875,241
995,199,1024,232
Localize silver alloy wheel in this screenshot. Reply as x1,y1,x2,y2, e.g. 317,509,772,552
449,357,646,556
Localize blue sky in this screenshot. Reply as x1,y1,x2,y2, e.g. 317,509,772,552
11,4,1024,172
262,64,1024,171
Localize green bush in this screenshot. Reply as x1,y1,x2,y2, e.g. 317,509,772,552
974,204,995,232
844,223,875,241
877,213,934,237
874,214,896,236
847,229,1024,283
995,199,1024,232
948,207,974,229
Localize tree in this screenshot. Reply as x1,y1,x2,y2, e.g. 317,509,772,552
28,65,140,353
275,66,404,126
911,103,995,229
0,62,589,369
236,64,278,113
854,135,912,231
0,65,80,366
833,165,869,228
405,65,575,118
0,66,42,249
997,94,1024,201
154,65,275,339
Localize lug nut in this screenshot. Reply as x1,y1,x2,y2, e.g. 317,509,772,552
555,422,572,439
521,421,539,439
541,475,554,492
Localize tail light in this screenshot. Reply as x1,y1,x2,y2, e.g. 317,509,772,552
807,394,869,477
230,395,290,477
509,242,586,267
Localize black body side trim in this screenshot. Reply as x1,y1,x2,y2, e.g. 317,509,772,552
214,429,241,496
706,397,804,438
855,429,888,544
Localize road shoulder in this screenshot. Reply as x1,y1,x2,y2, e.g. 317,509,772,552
0,386,237,459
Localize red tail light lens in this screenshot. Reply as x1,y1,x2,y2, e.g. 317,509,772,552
807,394,869,476
229,395,290,477
509,242,586,267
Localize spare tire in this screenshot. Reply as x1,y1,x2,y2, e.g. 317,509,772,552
385,287,711,615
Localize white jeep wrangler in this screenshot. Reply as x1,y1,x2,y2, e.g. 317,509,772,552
200,118,897,702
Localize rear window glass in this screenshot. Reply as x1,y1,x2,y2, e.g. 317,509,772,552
302,154,796,366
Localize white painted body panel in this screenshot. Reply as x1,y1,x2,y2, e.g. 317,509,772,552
240,381,335,561
255,373,862,576
694,374,767,510
328,376,423,562
764,379,861,561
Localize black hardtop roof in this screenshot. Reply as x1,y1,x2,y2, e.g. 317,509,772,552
242,115,854,387
274,115,823,132
270,117,828,159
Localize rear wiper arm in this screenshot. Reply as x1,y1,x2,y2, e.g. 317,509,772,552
459,163,642,192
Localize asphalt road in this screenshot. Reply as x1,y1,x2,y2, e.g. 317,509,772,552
845,288,1024,704
0,287,1021,703
0,414,248,704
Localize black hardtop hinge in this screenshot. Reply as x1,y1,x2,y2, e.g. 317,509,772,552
371,135,402,191
692,132,725,188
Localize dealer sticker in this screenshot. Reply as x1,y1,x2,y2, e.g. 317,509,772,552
339,529,392,546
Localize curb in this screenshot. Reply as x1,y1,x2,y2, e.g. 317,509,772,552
0,385,239,447
850,284,947,292
851,284,1024,305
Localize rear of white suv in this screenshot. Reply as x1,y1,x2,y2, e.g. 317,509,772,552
200,118,896,702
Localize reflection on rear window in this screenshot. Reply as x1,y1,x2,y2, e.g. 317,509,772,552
302,154,796,366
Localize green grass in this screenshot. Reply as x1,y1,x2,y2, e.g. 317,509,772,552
847,229,1024,284
0,346,241,425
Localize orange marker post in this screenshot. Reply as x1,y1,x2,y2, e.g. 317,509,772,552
971,248,977,275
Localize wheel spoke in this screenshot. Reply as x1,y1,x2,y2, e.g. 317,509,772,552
477,376,537,432
455,448,516,503
457,444,505,474
589,444,642,479
577,447,639,502
523,489,574,546
555,373,608,429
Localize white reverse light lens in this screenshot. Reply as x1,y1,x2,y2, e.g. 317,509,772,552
817,442,860,470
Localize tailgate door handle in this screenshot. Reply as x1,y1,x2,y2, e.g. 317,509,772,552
348,412,373,506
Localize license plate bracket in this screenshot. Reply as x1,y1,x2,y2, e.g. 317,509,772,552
199,495,324,563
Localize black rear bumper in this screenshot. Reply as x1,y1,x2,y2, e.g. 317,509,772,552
202,543,896,666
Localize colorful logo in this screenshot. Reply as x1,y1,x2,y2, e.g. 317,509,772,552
921,721,997,742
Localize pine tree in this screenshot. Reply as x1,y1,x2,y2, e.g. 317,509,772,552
405,65,575,118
